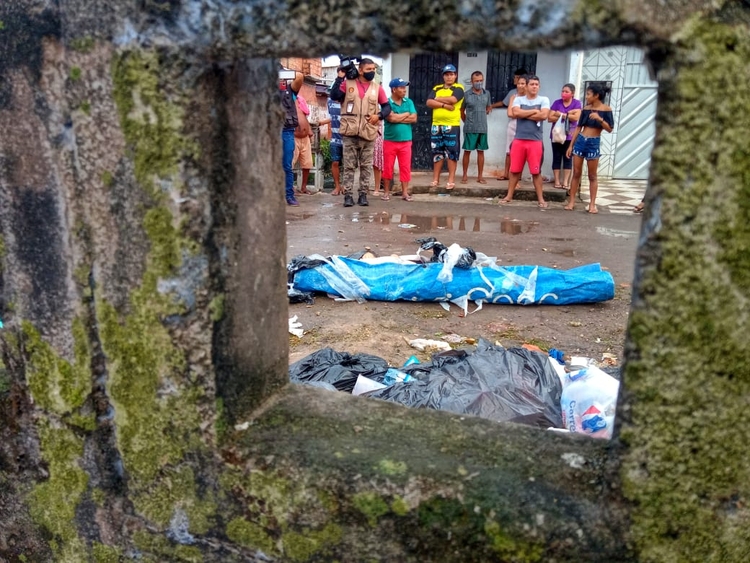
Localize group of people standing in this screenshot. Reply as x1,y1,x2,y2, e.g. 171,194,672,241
281,61,614,213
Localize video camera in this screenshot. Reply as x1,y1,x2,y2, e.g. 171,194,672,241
338,55,360,80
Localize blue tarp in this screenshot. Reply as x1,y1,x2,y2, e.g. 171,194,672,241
292,257,614,306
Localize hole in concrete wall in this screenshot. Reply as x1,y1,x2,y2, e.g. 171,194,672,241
285,47,655,438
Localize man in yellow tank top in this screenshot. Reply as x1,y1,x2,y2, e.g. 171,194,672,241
426,64,465,190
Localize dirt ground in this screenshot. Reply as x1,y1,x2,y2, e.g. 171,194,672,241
286,192,640,369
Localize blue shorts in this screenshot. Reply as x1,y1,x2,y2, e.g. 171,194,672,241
431,125,460,162
330,142,343,162
572,134,601,160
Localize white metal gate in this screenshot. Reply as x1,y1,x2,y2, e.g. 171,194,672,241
612,49,658,179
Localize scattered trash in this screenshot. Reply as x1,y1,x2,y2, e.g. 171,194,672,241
406,338,452,352
288,315,304,338
291,339,620,437
441,333,463,343
289,348,389,393
383,368,413,385
403,355,420,367
352,375,387,396
561,365,620,439
363,341,563,428
398,224,418,229
548,348,566,365
600,353,618,366
569,321,582,327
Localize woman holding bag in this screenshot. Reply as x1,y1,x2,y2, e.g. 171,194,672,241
547,84,582,190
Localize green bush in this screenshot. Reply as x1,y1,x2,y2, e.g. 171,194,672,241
319,138,333,174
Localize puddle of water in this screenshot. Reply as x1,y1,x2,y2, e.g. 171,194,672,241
289,211,540,235
596,227,637,238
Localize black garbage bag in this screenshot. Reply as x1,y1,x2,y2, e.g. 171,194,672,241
416,237,476,269
363,339,563,428
287,255,328,278
289,348,390,393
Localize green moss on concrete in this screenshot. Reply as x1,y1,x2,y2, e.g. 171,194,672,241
132,465,216,534
282,523,343,562
352,492,389,527
208,294,225,322
69,66,82,81
622,16,750,563
484,520,543,561
22,319,90,416
111,50,197,196
28,421,89,562
226,517,276,554
390,495,409,517
70,36,94,53
99,289,206,485
376,458,407,476
100,169,113,187
226,386,617,561
92,542,121,562
133,531,203,562
219,467,350,558
80,100,91,115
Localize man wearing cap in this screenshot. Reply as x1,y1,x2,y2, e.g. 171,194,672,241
426,64,464,190
381,78,417,201
330,58,392,207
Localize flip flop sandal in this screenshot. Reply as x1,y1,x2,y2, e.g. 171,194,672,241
430,181,439,187
380,195,390,201
446,182,455,190
554,184,564,189
538,201,549,209
496,176,509,181
477,179,488,184
498,199,512,205
402,195,413,201
633,203,644,213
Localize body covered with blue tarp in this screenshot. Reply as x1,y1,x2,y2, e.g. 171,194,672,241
291,256,614,305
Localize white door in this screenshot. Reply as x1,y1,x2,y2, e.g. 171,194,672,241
613,49,658,180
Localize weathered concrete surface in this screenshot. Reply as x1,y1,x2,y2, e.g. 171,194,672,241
0,0,750,561
618,13,750,563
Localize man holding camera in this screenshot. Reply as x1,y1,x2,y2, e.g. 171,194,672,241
280,70,304,206
330,58,392,207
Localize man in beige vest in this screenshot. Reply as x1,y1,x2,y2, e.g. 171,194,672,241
330,58,392,207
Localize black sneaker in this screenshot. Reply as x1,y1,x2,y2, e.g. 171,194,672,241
357,193,369,206
343,194,355,207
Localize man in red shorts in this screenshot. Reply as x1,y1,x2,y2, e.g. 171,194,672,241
499,75,551,207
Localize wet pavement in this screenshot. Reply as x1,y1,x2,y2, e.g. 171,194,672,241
286,191,642,366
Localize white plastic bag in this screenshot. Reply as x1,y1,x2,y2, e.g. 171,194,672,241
552,114,567,144
560,366,619,439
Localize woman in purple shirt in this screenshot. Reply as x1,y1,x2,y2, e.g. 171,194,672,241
547,84,582,190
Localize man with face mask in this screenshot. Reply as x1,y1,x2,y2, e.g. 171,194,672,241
460,71,493,184
330,58,392,207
